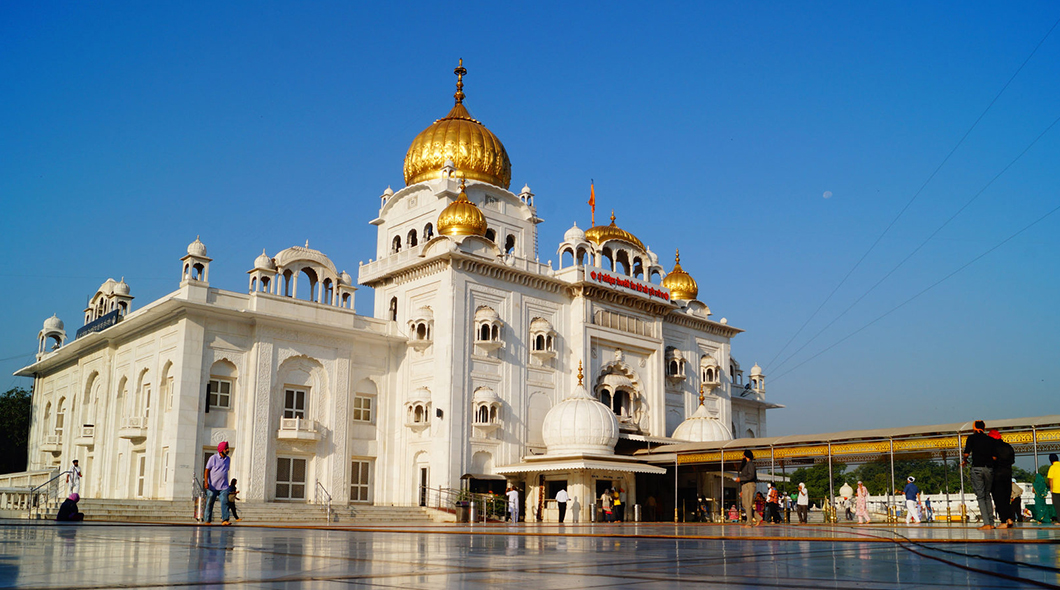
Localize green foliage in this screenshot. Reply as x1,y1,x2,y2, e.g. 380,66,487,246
788,462,847,499
0,387,32,475
1012,466,1036,483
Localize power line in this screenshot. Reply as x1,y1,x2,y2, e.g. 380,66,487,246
765,14,1060,371
771,110,1060,374
770,200,1060,383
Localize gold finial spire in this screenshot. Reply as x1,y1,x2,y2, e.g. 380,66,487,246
698,383,705,405
577,361,584,385
610,210,616,224
458,178,468,200
454,58,467,105
675,249,681,265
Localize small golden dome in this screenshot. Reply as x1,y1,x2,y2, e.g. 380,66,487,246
662,249,698,301
584,212,646,251
404,60,512,189
438,179,488,237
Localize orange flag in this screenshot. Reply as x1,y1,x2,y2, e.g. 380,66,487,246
589,181,596,226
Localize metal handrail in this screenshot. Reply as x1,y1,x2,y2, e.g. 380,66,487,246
315,481,332,523
28,470,70,519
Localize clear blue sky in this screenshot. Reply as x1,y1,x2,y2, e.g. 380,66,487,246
2,2,1058,436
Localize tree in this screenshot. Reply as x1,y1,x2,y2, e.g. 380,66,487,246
849,458,962,495
789,462,847,501
0,387,32,474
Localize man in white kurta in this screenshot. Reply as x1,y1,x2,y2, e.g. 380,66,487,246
555,488,569,523
507,487,520,524
67,460,81,495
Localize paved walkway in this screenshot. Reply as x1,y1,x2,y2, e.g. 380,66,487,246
1,520,1058,588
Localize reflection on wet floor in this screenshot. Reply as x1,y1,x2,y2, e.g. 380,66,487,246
1,521,1058,589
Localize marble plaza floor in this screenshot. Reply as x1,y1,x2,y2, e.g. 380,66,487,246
1,519,1059,589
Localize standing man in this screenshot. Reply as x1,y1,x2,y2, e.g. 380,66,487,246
988,429,1016,528
904,477,921,524
961,420,996,530
204,441,232,525
555,487,569,523
67,459,82,496
796,482,809,524
734,450,759,527
1048,454,1060,524
506,486,520,524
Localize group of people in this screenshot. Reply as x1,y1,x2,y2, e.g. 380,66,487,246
962,420,1019,530
599,488,626,522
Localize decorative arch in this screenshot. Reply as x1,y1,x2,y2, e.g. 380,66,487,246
274,355,329,425
594,359,645,429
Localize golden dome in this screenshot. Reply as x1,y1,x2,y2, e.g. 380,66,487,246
438,179,488,237
584,212,646,251
662,249,698,301
403,60,512,189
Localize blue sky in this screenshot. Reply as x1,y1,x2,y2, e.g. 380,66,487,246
2,2,1058,437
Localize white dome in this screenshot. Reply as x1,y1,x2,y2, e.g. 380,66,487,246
472,387,501,405
254,250,276,271
541,381,619,456
750,363,763,376
564,222,586,242
474,306,500,323
383,186,394,196
672,404,733,443
98,278,117,295
113,277,130,296
520,184,532,195
43,314,64,331
339,270,353,285
187,236,207,257
839,482,854,498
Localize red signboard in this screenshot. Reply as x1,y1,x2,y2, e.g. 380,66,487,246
589,271,670,302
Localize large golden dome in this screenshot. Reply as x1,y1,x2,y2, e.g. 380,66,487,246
404,60,512,189
584,212,646,251
438,179,488,237
662,249,699,301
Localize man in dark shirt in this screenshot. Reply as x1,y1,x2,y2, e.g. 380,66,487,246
734,450,760,527
989,429,1016,528
962,420,996,530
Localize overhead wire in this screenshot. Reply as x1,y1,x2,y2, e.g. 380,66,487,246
764,14,1060,372
771,199,1060,383
770,110,1060,374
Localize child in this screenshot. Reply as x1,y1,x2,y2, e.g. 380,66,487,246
728,504,739,522
227,478,241,522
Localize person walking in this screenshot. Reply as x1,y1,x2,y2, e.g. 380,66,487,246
1010,479,1023,523
1033,471,1055,523
961,420,996,530
924,498,933,522
904,477,921,524
204,441,232,525
855,481,870,524
600,489,613,522
613,489,624,522
555,487,569,523
988,429,1016,528
796,482,809,524
506,486,520,523
1048,454,1060,524
765,484,780,524
734,450,760,527
67,459,81,496
227,478,241,522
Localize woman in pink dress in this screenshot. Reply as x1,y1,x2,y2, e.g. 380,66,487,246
856,481,871,524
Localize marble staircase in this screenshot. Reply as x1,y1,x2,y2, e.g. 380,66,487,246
34,498,435,524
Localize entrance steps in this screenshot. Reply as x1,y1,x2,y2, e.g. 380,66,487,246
28,498,435,524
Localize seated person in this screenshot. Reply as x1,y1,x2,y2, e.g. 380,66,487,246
56,493,84,522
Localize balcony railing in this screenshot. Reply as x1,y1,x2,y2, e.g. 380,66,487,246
278,416,320,442
118,416,148,439
75,425,95,446
40,434,62,453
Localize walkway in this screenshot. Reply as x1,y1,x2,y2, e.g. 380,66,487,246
1,520,1058,589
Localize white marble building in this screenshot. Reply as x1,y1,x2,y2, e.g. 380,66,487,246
16,62,778,521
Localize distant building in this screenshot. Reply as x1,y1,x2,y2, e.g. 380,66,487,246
16,62,778,521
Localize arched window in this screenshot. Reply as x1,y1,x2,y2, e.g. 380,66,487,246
479,324,491,342
407,229,418,248
476,406,489,423
602,247,614,271
534,335,545,351
485,228,496,243
389,297,398,322
616,250,631,275
505,234,515,255
423,223,434,240
392,235,402,254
